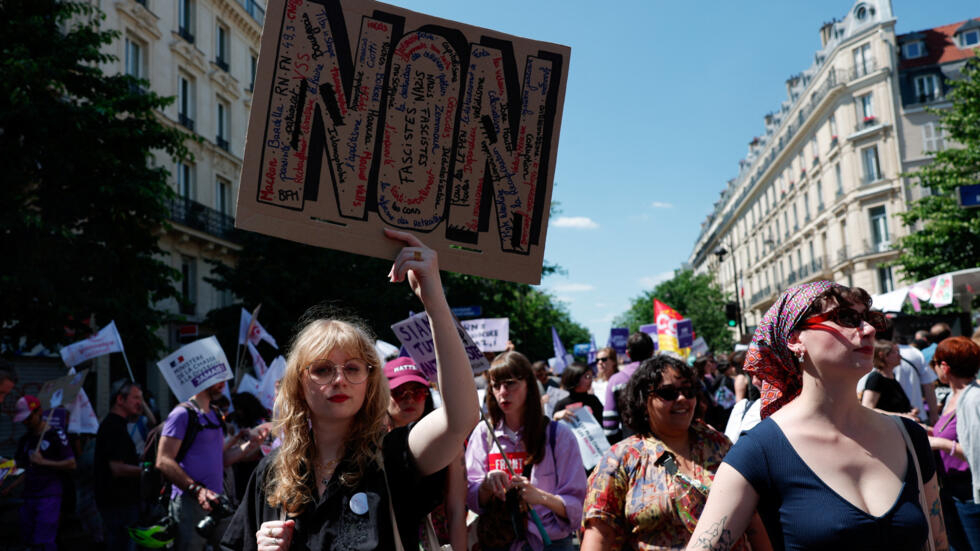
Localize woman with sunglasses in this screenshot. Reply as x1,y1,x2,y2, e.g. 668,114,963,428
384,357,468,551
686,281,947,551
465,351,588,550
220,229,480,551
582,355,768,550
593,347,619,409
553,362,604,429
861,340,917,418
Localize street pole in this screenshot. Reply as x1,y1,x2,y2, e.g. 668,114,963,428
728,239,747,339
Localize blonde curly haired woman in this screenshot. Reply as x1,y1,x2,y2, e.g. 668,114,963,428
220,229,479,551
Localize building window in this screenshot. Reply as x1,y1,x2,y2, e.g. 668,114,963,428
215,177,230,215
858,93,875,124
913,74,940,103
815,179,823,209
178,0,195,43
861,146,881,184
792,203,799,229
869,206,889,252
878,265,895,293
216,98,230,151
829,114,838,137
803,190,810,218
178,74,195,130
923,122,946,153
959,29,980,49
902,41,926,59
216,22,230,71
177,161,194,198
125,37,144,79
249,53,257,91
835,163,843,195
180,256,197,315
853,43,872,77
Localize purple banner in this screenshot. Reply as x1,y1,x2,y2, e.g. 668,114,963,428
676,319,694,349
608,328,629,356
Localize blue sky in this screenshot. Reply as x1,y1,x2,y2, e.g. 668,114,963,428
386,0,978,346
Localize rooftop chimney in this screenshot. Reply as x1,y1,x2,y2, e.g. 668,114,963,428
819,20,837,48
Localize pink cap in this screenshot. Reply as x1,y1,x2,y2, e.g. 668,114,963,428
384,357,429,389
13,395,41,423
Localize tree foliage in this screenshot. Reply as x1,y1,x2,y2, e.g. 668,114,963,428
896,52,980,281
613,270,735,353
0,1,193,362
205,232,590,364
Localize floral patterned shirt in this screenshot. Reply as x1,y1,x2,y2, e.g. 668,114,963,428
582,421,746,550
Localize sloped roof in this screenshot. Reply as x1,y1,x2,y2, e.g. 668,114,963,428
898,18,980,70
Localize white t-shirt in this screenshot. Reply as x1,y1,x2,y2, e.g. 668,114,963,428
724,398,761,444
894,345,936,421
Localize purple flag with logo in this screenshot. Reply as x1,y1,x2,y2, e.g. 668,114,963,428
551,327,573,372
587,336,597,365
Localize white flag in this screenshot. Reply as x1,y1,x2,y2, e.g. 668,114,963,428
247,341,268,379
59,321,124,367
257,356,286,411
238,308,278,349
237,374,262,399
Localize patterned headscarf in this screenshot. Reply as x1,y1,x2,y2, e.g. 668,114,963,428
745,280,840,418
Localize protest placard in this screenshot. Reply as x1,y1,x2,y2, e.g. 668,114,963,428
237,0,571,285
38,369,89,409
558,404,610,470
639,323,660,352
542,385,568,419
691,336,709,357
459,318,509,352
156,337,233,402
676,319,694,349
391,312,489,380
608,328,628,356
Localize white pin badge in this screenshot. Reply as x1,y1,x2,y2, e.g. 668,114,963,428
349,492,369,515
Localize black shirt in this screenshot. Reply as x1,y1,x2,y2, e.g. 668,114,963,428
865,371,913,414
94,412,140,507
553,392,604,429
219,425,445,551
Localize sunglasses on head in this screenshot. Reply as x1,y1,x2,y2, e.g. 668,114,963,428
650,385,697,401
799,306,886,332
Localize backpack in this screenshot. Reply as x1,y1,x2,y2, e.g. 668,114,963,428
138,402,225,519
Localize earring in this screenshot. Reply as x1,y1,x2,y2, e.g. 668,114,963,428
795,350,805,363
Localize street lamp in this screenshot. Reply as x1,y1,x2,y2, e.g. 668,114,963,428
714,244,746,338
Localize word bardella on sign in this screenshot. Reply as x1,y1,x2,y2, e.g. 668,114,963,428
238,0,570,284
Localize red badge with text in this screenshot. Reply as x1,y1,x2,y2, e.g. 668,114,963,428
487,451,527,478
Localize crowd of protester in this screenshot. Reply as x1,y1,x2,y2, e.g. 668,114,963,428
3,252,980,550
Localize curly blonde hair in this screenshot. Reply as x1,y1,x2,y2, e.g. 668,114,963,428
265,317,387,515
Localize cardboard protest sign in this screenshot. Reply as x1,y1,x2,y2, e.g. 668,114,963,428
238,0,571,285
691,336,709,357
391,312,489,380
558,404,611,470
38,369,89,409
156,337,233,402
459,318,509,352
59,321,124,367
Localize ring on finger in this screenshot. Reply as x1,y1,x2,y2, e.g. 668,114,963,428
413,250,422,261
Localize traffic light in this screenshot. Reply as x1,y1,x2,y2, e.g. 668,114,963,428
725,302,739,327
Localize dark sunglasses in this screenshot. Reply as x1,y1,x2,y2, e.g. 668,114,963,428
650,385,697,401
596,356,612,362
799,307,886,332
392,387,427,402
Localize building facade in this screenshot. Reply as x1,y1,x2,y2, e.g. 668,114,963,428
689,0,976,333
96,0,265,410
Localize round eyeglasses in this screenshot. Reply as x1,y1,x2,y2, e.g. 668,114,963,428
306,359,372,385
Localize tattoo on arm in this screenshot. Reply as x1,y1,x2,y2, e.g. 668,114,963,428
694,515,736,551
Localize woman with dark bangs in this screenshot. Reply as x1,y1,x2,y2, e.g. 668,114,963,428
219,229,480,551
465,351,588,550
687,281,947,551
582,355,768,550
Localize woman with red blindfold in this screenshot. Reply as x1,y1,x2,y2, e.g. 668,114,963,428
687,281,947,551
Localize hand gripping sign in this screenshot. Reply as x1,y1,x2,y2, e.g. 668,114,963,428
238,0,570,285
